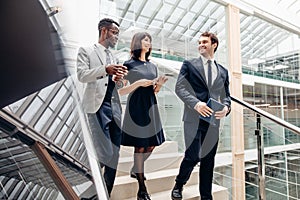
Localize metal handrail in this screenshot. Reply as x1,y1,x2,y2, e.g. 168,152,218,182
231,96,300,135
231,95,300,200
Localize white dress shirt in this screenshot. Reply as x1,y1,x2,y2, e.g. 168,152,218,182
200,55,218,85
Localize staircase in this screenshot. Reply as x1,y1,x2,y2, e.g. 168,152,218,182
111,141,228,200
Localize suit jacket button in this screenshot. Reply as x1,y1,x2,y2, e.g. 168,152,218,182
105,83,108,86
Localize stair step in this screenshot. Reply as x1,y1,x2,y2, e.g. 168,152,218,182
120,141,179,157
117,152,183,176
110,141,228,200
123,184,228,200
111,168,199,199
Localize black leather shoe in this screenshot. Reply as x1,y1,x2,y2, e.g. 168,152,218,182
137,191,151,200
130,168,146,180
171,186,183,200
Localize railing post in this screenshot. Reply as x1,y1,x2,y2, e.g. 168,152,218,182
255,114,266,200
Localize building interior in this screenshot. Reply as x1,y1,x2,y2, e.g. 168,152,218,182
0,0,300,199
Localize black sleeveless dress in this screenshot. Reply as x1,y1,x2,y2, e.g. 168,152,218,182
121,58,165,147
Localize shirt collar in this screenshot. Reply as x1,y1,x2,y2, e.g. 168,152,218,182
96,43,108,52
200,55,214,65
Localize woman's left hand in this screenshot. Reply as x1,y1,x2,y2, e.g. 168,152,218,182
155,75,168,86
153,75,168,92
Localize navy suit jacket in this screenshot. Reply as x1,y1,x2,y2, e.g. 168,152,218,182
175,57,231,126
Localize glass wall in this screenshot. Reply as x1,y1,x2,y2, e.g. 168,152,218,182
240,9,300,200
244,150,300,200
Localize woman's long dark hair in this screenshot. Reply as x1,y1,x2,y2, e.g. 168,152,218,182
130,32,152,61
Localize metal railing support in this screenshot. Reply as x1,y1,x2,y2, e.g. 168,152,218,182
31,141,80,200
255,114,266,200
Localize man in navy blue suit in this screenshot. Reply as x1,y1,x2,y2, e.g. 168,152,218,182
171,32,231,200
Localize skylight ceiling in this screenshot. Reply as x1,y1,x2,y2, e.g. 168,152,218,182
115,0,297,62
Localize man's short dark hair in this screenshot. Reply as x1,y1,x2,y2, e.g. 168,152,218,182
98,18,120,36
201,32,219,52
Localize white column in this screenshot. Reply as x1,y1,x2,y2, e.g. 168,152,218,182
225,4,246,200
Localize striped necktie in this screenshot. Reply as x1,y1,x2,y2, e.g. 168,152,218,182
105,49,111,64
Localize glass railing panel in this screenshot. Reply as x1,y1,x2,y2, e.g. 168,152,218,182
192,95,300,200
243,115,300,200
243,109,289,150
285,128,300,144
214,165,233,199
218,114,232,153
155,70,185,152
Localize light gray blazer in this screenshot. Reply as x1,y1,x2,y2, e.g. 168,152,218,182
76,44,118,113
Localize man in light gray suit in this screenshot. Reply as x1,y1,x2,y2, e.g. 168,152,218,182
76,18,127,196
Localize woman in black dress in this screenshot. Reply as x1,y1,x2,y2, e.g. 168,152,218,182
119,32,168,200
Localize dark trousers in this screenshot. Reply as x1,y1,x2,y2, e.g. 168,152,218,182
175,122,219,200
95,101,122,195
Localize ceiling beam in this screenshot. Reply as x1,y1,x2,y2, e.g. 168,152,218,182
213,0,300,35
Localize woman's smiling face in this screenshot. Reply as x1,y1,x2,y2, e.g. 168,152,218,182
141,36,151,53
